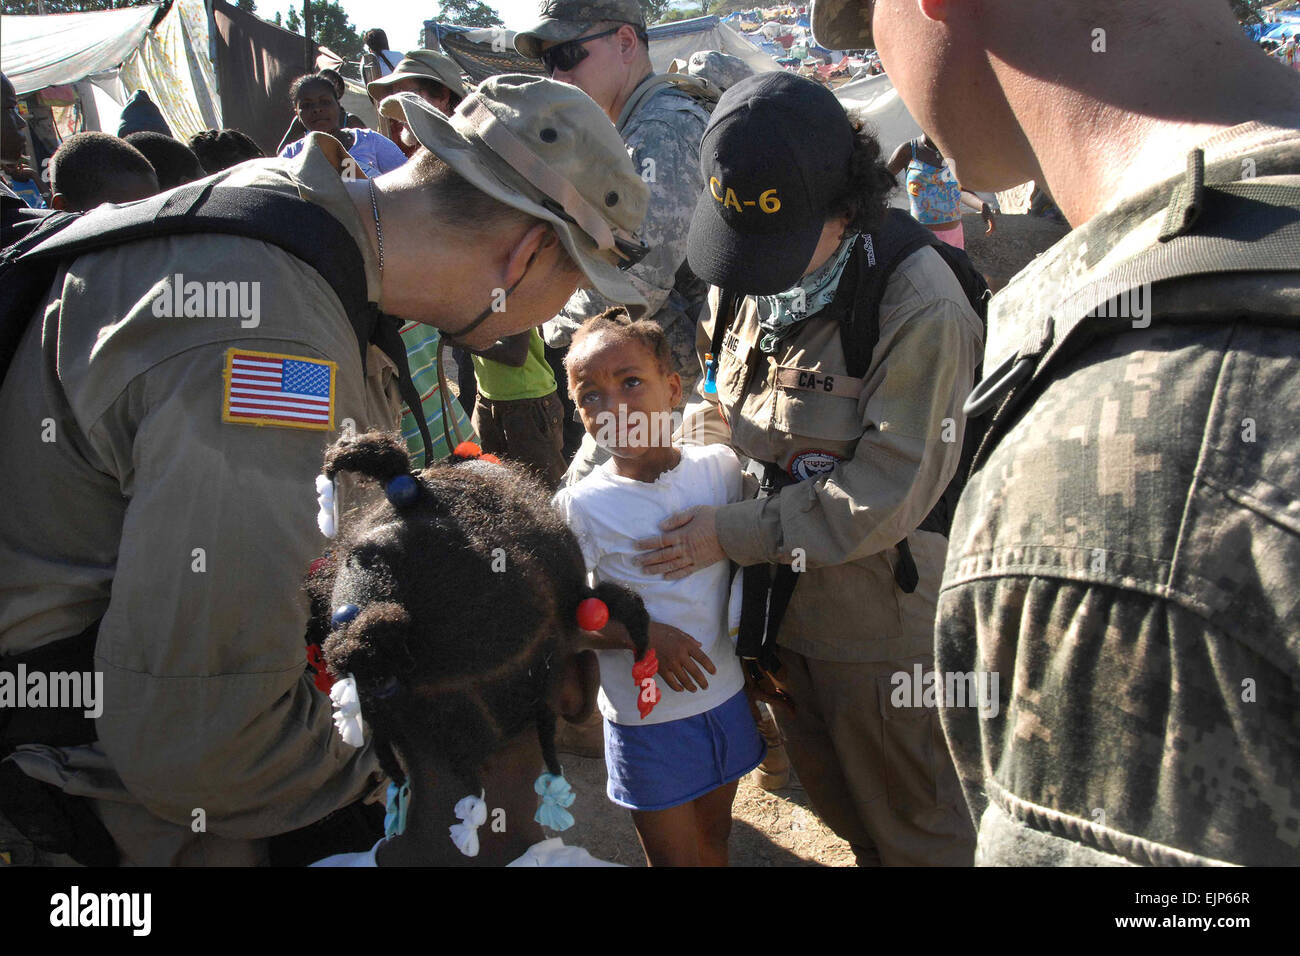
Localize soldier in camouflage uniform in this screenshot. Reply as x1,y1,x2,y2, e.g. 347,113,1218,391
516,0,711,401
811,0,1300,864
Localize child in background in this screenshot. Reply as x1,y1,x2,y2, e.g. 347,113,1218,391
308,433,652,867
553,310,764,867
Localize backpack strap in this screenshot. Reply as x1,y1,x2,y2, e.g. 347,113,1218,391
614,72,717,132
18,181,435,463
963,148,1300,472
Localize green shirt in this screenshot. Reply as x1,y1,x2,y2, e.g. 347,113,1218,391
471,329,558,402
399,319,476,466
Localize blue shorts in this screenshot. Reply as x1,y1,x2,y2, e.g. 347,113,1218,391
603,689,766,812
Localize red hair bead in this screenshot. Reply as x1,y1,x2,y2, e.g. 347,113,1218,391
576,597,609,632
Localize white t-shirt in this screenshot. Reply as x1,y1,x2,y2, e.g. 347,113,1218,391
310,837,620,867
552,444,746,726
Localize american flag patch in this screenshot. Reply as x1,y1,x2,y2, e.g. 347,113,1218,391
222,349,336,430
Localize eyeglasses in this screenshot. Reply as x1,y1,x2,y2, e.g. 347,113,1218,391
540,26,620,75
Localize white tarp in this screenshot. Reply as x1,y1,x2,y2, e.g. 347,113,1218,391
647,16,781,75
1,5,161,96
834,72,924,210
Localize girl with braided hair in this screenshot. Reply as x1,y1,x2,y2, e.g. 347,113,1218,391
307,432,650,866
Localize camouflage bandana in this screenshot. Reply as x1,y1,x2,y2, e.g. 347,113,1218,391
754,233,857,353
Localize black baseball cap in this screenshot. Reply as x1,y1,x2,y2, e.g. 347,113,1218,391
687,71,854,295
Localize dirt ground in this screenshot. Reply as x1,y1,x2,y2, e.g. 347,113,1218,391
561,755,855,867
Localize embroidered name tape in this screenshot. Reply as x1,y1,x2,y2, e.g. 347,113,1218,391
223,349,336,430
775,366,864,400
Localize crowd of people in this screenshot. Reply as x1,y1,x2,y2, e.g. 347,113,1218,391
0,0,1298,870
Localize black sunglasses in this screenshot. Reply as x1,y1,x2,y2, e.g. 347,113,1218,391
540,26,620,75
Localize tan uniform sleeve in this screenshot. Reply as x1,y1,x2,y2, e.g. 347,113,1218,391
85,340,380,837
714,290,983,569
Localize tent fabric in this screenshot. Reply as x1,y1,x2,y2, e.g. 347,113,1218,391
431,25,544,83
1,4,161,96
212,0,311,157
116,0,221,142
645,16,780,75
833,72,923,212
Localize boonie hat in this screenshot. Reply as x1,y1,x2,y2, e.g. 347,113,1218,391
685,51,755,93
810,0,875,51
515,0,646,60
379,75,649,307
367,50,467,104
687,71,854,295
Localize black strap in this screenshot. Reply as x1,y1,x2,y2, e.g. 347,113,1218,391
965,150,1300,472
15,181,435,464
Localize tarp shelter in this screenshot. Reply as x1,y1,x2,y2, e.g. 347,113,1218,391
212,0,313,155
645,16,781,74
1,0,220,141
833,72,923,211
427,17,780,81
426,24,545,84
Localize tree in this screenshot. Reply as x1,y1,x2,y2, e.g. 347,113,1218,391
273,11,282,26
436,0,503,28
286,4,302,33
638,0,672,26
311,0,363,59
235,0,256,12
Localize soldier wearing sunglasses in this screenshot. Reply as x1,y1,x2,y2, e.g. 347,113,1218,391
516,0,713,492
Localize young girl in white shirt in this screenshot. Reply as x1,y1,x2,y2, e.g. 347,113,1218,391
307,432,651,867
553,310,765,866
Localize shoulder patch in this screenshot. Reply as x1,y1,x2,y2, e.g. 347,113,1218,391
788,449,843,482
222,348,336,430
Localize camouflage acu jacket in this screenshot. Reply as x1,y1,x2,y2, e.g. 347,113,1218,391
542,75,711,390
936,122,1300,866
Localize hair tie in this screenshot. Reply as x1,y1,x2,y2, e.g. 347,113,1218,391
329,674,366,747
449,790,488,857
385,473,420,508
315,474,337,537
533,772,576,832
576,597,609,632
452,440,501,465
384,780,410,838
331,603,359,628
633,648,661,719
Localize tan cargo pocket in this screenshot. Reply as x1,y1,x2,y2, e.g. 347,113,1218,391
773,381,862,442
875,673,941,813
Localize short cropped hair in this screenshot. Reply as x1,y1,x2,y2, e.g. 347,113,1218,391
188,128,264,174
123,131,205,190
49,132,158,211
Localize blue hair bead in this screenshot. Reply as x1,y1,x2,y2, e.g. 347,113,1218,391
385,473,419,508
331,603,359,629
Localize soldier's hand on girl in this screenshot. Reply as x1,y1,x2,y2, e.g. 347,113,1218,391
634,505,726,580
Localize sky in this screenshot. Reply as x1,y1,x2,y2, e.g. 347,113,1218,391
257,0,549,48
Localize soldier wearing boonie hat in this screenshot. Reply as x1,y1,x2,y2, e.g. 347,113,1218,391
0,74,647,866
366,51,468,114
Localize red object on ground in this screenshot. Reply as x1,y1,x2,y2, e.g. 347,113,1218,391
632,648,661,719
576,597,609,632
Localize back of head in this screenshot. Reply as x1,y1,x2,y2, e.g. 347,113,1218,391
187,128,265,174
313,432,650,794
123,131,205,190
49,132,159,212
363,28,390,55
